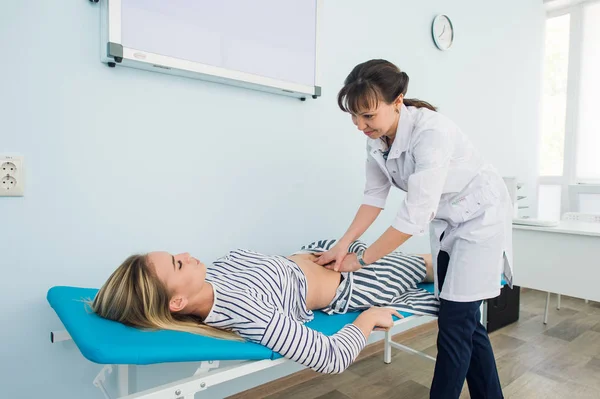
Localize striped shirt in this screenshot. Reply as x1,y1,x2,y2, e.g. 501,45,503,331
203,249,366,374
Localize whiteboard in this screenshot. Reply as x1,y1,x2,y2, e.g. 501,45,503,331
99,0,322,100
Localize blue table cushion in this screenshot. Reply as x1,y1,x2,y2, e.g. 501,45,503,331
47,284,434,365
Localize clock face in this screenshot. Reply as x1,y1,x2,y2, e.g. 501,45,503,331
432,15,454,50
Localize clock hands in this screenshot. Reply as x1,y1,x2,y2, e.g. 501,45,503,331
439,25,446,39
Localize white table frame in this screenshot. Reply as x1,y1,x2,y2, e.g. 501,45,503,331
513,219,600,324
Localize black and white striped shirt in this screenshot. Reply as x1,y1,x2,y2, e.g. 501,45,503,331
203,249,366,374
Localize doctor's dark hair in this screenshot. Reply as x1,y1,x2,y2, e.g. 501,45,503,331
90,254,242,341
337,59,437,114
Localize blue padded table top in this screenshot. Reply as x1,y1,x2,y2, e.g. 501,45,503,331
47,284,435,365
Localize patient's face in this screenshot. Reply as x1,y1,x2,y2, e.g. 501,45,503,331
148,251,207,300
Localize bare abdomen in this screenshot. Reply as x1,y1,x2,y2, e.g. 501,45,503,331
287,253,342,310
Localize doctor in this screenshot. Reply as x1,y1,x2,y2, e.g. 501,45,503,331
316,59,513,399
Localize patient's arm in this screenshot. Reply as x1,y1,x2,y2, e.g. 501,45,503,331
262,309,366,373
220,299,367,374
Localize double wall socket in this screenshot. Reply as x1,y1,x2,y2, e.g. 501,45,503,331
1,155,24,197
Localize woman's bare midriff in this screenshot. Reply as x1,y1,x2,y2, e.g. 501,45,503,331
287,253,342,310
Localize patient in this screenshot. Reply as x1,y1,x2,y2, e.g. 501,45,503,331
92,239,438,374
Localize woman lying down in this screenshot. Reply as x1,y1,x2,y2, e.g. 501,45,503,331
92,239,438,374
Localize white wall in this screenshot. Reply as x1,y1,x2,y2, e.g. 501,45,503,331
0,0,544,398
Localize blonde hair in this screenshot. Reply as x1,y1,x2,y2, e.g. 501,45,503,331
91,254,242,341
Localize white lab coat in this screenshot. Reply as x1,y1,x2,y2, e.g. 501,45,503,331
363,104,513,302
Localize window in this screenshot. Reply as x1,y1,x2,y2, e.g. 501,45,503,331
576,2,600,181
538,0,600,220
539,14,570,177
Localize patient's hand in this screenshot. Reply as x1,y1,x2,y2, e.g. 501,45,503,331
353,307,403,338
367,307,404,331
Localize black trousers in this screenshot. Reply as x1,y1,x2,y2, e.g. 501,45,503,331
430,249,503,399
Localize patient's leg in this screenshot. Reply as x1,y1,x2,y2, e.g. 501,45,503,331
346,241,433,283
342,251,439,316
418,254,434,283
379,251,433,283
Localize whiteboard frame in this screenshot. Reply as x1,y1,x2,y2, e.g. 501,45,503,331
99,0,322,100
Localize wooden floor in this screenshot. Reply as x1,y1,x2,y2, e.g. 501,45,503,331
228,289,600,399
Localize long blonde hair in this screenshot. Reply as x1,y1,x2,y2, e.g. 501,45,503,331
91,254,242,341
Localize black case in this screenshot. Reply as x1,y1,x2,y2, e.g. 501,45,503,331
486,285,520,333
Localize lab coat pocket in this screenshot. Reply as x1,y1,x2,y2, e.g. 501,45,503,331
448,194,478,223
449,185,500,224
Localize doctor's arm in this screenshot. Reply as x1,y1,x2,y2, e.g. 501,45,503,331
341,152,393,243
360,129,453,267
360,227,413,265
335,204,383,251
317,153,391,269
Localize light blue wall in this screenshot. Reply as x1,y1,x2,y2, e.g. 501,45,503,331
0,0,544,398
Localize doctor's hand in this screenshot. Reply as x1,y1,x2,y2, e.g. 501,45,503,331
325,253,363,273
314,243,349,271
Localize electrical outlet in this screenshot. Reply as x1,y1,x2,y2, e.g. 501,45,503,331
0,155,24,197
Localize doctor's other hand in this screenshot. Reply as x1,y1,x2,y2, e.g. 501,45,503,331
315,243,348,271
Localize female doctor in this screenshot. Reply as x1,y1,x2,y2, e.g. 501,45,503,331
316,59,513,399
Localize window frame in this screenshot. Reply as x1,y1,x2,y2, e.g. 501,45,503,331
539,0,600,217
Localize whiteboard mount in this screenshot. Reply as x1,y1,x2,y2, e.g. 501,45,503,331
94,0,322,101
